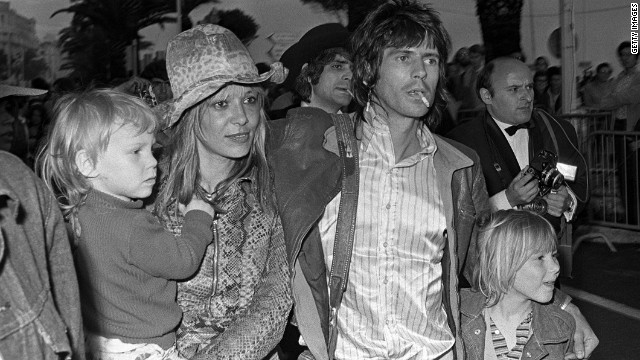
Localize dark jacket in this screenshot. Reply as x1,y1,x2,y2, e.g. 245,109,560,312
536,90,562,115
0,151,84,359
460,289,575,360
267,107,491,359
447,109,588,229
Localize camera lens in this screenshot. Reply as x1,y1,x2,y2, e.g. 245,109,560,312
542,168,564,190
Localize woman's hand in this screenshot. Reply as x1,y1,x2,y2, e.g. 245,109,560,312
181,196,215,218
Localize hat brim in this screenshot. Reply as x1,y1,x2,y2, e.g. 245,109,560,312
279,24,350,90
0,85,48,98
166,63,284,129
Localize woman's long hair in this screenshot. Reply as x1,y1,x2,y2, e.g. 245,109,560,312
155,85,274,219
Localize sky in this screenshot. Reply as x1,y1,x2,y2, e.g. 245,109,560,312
9,0,72,41
7,0,342,62
6,0,636,71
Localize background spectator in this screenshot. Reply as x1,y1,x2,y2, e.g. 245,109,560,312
583,63,614,108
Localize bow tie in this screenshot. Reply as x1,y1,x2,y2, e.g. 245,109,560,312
504,121,533,136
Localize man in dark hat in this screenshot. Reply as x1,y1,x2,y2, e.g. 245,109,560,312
275,23,353,115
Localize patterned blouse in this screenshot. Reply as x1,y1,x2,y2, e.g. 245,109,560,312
160,178,291,359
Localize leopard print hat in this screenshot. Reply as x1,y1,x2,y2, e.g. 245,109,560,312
164,24,286,129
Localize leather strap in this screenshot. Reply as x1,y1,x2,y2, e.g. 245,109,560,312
536,109,560,155
327,113,359,359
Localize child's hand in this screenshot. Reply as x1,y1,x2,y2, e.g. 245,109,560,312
183,197,215,218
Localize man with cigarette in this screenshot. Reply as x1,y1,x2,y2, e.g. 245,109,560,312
269,2,596,359
447,57,588,237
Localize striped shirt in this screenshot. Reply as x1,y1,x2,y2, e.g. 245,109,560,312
318,107,455,359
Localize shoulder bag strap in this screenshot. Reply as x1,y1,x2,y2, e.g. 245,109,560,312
327,113,359,359
536,110,560,155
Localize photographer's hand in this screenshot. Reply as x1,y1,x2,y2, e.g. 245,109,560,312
505,167,539,207
543,185,571,217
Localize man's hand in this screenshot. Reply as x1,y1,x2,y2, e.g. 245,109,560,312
505,167,539,207
564,302,599,359
543,185,572,217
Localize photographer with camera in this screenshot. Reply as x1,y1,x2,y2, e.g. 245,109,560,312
447,57,588,238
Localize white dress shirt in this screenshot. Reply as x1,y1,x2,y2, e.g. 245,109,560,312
489,117,576,220
318,107,454,359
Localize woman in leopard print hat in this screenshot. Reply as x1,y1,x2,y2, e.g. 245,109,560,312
154,24,291,359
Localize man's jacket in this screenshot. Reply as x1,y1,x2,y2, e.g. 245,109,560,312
0,151,84,359
268,107,490,359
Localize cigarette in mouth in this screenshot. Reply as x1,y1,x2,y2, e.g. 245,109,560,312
420,94,430,108
347,89,354,97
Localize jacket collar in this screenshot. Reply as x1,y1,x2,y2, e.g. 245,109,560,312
433,135,473,171
530,300,574,344
0,184,19,222
461,290,573,344
322,111,451,164
460,289,487,320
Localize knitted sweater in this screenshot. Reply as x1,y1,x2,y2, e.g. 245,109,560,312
76,190,212,349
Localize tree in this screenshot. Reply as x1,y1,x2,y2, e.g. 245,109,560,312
476,0,523,61
199,8,259,45
23,49,49,81
299,0,383,31
0,49,8,81
53,0,217,84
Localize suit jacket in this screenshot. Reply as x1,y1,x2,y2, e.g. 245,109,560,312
446,109,588,229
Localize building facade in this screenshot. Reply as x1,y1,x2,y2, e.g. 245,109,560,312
0,1,39,84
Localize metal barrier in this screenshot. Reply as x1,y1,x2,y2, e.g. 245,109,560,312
557,112,640,254
559,111,614,152
585,130,640,231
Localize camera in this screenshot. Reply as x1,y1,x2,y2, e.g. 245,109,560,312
526,149,565,197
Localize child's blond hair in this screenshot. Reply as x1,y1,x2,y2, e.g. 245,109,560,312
37,89,158,237
474,209,557,307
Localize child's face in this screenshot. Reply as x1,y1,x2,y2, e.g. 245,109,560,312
510,250,560,304
89,122,157,201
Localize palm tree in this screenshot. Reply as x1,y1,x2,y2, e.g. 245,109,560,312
53,0,217,84
199,8,260,45
299,0,383,31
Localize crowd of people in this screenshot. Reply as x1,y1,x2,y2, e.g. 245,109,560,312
440,41,640,132
1,0,619,359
